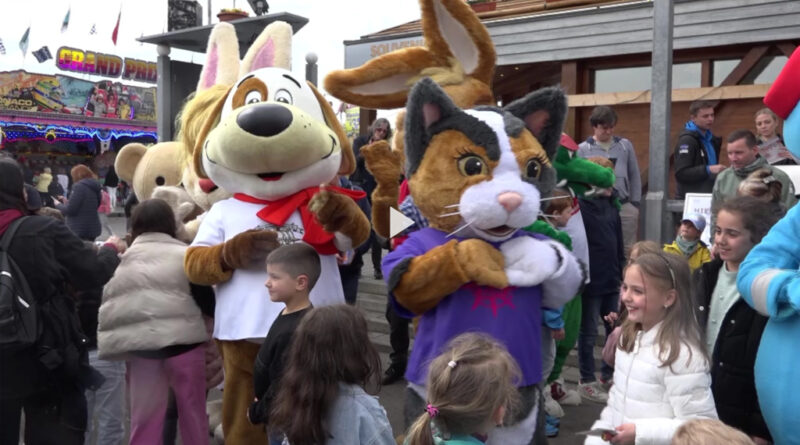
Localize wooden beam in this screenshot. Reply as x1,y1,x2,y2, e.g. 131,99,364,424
568,84,770,107
776,42,797,58
700,59,713,88
719,45,770,86
561,61,579,137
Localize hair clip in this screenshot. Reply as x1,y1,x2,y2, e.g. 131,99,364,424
426,404,439,418
447,360,457,369
762,175,777,184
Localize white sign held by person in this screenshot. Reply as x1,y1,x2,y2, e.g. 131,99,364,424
682,193,712,245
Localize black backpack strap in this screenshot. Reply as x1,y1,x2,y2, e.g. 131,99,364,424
0,216,30,251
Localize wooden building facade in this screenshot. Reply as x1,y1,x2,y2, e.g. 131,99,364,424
343,0,800,195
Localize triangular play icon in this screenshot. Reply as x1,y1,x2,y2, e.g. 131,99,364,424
389,207,415,238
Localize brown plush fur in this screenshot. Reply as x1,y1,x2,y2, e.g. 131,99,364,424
361,141,403,238
392,239,507,314
310,81,356,176
308,188,371,248
185,244,233,285
408,131,500,232
221,229,281,270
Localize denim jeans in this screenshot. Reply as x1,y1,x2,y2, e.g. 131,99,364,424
84,349,125,445
578,292,617,383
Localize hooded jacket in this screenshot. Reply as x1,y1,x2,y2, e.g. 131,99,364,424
674,128,722,199
57,178,102,240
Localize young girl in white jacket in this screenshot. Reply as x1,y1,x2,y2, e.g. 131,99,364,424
585,253,717,445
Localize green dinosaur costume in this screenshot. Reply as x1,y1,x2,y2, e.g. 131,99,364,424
525,138,615,383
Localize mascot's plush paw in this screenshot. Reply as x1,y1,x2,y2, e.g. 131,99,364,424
309,187,356,232
152,185,199,243
500,237,562,287
363,140,402,186
221,229,280,270
455,239,508,289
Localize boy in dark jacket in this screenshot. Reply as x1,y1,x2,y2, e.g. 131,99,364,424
249,243,319,444
576,157,625,403
674,100,726,198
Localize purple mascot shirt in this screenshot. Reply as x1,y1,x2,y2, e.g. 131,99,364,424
382,227,545,387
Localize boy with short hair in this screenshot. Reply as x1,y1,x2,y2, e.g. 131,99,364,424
248,243,320,442
663,213,712,272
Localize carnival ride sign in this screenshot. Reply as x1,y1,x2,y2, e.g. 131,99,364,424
0,70,157,121
56,47,157,84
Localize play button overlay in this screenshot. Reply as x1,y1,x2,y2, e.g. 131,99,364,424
390,207,415,238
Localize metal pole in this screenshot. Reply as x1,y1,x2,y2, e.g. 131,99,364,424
645,0,674,243
305,52,318,87
156,44,172,142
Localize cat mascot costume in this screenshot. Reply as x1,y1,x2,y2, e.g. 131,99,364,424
382,77,584,444
737,47,800,445
181,21,370,443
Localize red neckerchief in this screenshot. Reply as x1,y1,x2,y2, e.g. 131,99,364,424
233,186,366,255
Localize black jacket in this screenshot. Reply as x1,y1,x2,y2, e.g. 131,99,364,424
57,178,102,241
674,129,722,199
0,214,118,399
350,134,378,199
692,260,771,440
579,195,625,297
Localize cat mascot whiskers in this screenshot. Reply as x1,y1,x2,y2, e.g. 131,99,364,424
383,78,584,444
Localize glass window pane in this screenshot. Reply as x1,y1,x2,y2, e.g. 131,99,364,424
754,56,788,84
673,63,701,89
713,59,740,86
593,63,700,93
594,66,651,93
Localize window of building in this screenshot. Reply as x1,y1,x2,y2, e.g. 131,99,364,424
594,63,701,93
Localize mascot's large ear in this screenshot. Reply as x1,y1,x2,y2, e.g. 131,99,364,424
115,143,147,183
197,23,240,92
504,87,567,160
324,0,495,110
404,77,463,176
308,81,356,176
239,21,292,76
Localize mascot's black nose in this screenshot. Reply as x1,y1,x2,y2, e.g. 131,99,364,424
236,103,293,137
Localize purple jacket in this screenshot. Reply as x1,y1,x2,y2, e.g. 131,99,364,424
383,228,546,387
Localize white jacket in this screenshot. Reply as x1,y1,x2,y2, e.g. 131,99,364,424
585,323,717,445
97,232,208,359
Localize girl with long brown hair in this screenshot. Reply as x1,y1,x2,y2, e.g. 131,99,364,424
585,253,717,445
268,305,394,445
404,333,521,445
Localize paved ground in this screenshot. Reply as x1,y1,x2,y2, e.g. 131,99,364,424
102,215,604,443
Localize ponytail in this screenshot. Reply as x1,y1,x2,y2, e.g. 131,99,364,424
405,411,435,445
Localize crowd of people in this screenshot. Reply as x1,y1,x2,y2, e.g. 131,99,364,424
0,97,796,445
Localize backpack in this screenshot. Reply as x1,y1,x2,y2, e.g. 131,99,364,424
0,216,38,352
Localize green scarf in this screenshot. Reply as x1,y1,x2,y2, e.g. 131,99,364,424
675,235,699,256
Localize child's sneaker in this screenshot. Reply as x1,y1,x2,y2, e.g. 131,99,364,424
543,388,564,418
550,379,582,406
599,376,613,392
545,414,560,438
578,381,609,403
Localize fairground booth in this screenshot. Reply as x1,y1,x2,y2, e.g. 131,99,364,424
0,47,157,179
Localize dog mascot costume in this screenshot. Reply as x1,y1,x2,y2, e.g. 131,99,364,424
737,47,800,445
181,22,370,443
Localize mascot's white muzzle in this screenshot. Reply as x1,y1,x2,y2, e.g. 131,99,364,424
204,102,340,175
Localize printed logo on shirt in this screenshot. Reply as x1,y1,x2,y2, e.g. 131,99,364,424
254,222,305,245
679,144,689,154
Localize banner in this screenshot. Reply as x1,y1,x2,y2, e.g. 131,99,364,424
343,105,360,139
682,193,712,245
0,70,156,121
